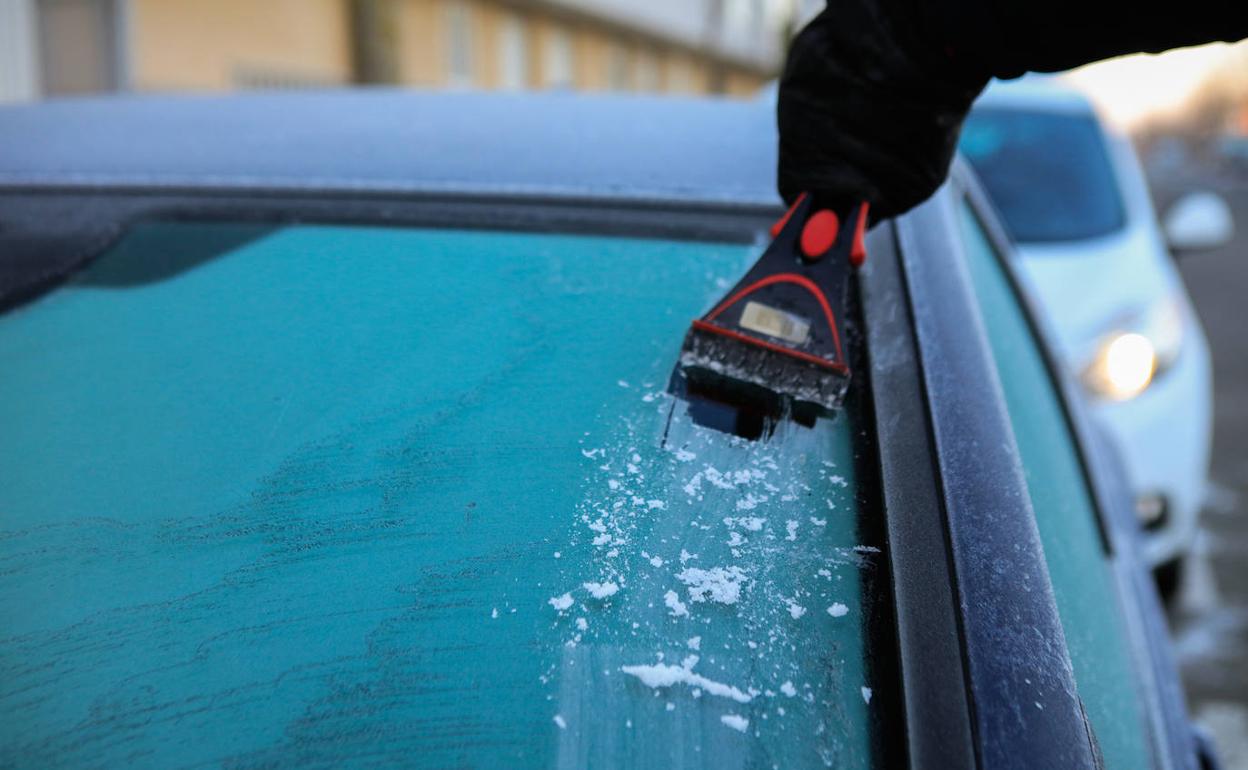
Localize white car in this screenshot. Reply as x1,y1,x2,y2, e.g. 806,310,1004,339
961,77,1231,581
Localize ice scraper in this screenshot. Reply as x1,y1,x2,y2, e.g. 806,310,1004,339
672,194,868,427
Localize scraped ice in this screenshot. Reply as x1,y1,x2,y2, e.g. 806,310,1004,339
621,658,752,703
827,603,849,617
736,492,768,511
649,555,665,568
678,566,748,605
664,590,689,618
554,714,568,729
576,617,588,631
861,687,873,704
583,581,620,599
549,593,574,612
780,681,797,697
674,449,696,462
722,516,765,532
785,520,799,541
787,602,807,619
686,636,701,651
721,714,749,732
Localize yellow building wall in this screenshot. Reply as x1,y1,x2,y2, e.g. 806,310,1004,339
394,0,443,87
129,0,352,91
127,0,767,97
725,69,765,98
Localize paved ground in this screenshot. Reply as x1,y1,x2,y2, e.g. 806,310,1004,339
1164,178,1248,768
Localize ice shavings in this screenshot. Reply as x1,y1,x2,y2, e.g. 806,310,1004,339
664,590,689,618
861,687,873,704
787,602,807,619
721,714,749,732
554,714,567,729
722,516,765,532
549,593,574,612
785,520,799,541
583,581,620,599
621,657,752,704
735,492,768,511
827,603,849,617
678,566,748,605
780,681,797,697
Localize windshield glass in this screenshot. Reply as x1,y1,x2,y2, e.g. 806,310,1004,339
0,222,893,767
960,107,1127,243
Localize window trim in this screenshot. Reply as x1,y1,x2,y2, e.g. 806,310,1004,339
894,175,1102,769
954,160,1196,769
860,222,976,770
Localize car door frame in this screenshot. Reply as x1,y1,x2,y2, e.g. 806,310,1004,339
865,158,1197,770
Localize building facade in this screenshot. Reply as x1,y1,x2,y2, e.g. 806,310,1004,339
0,0,790,102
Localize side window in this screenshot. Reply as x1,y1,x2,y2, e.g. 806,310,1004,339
956,199,1152,769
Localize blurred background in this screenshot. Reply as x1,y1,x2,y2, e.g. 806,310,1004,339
1,0,1246,765
0,0,794,100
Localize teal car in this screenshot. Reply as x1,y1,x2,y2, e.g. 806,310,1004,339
0,91,1212,769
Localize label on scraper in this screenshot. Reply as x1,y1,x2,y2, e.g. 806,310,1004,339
739,301,810,345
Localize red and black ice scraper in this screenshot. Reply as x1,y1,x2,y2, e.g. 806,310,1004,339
673,194,868,428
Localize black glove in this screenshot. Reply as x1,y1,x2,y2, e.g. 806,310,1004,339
776,0,989,220
778,0,1248,220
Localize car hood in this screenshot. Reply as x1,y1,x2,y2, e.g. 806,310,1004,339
1013,221,1173,364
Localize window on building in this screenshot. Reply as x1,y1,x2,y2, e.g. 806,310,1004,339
37,0,121,95
498,13,529,90
543,26,573,90
723,0,763,39
635,51,660,93
606,45,630,91
445,1,474,88
667,59,698,94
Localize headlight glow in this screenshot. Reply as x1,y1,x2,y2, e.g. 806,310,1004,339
1101,333,1156,399
1082,296,1185,402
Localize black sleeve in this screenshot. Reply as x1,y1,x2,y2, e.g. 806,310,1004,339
914,1,1248,78
776,0,1248,216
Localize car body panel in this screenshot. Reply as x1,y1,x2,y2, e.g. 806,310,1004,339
0,90,780,206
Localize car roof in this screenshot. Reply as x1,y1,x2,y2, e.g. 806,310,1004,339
974,75,1096,116
0,89,782,207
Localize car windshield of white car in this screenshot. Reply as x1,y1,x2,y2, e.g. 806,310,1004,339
961,107,1127,243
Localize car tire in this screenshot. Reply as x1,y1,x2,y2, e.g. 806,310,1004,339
1154,558,1184,603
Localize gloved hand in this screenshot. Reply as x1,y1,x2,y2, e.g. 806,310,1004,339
776,0,989,220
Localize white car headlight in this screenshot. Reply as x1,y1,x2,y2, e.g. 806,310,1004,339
1082,297,1184,401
